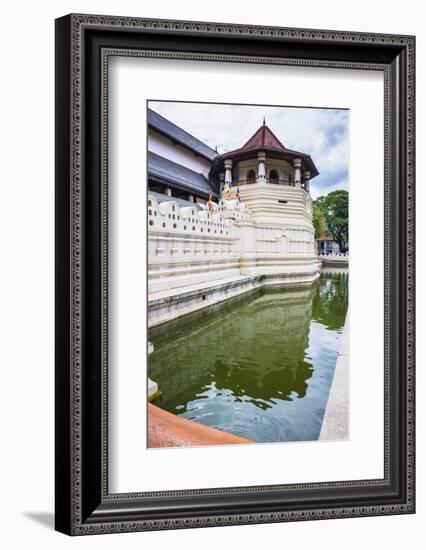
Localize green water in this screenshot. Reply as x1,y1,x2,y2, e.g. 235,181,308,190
148,270,348,443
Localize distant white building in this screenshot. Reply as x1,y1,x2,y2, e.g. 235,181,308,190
316,233,341,255
147,111,321,326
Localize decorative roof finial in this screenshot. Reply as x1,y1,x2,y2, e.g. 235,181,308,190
263,117,266,125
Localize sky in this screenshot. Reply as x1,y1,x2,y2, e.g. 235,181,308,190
148,101,349,200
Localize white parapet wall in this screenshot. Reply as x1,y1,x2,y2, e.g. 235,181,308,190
318,252,349,267
148,189,321,326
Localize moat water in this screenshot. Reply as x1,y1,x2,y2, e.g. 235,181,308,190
148,270,348,443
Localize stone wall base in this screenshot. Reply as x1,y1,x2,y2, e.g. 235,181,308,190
148,269,320,327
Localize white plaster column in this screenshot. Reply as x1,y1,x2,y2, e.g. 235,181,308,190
293,158,302,188
257,151,266,183
224,160,233,187
188,194,194,203
303,171,311,193
165,187,172,197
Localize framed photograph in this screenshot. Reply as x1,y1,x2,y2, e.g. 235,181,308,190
55,14,415,535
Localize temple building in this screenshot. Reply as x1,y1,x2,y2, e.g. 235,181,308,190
210,118,318,194
147,109,321,326
147,109,218,207
148,109,318,206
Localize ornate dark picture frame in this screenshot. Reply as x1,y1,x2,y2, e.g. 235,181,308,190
55,14,415,535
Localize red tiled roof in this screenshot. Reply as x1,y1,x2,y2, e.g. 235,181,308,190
239,123,287,153
211,121,319,179
215,122,312,161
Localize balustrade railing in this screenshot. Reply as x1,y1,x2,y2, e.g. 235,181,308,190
234,178,295,186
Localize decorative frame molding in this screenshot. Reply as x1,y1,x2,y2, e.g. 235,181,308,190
55,14,415,535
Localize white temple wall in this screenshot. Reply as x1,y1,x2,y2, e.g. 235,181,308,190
148,129,212,177
234,183,313,226
148,197,240,294
148,194,319,297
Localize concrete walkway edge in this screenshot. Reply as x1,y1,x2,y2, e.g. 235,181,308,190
319,313,349,441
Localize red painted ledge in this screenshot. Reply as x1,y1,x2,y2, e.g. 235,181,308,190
148,403,252,448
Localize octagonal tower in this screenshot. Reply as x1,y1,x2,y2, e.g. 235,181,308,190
210,120,319,227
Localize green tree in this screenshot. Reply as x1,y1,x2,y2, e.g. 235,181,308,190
312,197,327,239
323,190,348,253
313,190,349,252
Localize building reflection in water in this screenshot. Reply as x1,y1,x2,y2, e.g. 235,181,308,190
148,271,348,443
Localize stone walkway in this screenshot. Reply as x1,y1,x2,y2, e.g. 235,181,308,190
319,313,349,440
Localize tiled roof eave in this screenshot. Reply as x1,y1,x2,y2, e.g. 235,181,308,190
215,146,308,160
212,147,319,178
148,109,218,161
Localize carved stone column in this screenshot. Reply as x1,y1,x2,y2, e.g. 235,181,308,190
303,171,311,193
257,151,266,183
224,160,233,187
293,158,302,188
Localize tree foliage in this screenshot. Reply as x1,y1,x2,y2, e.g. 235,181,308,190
312,197,327,239
313,190,348,252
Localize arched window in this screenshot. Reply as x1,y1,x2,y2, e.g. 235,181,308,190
269,169,279,184
288,173,293,185
246,169,256,184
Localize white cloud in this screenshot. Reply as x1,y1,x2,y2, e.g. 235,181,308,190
310,178,348,200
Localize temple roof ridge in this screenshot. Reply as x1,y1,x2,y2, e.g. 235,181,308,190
239,122,287,153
